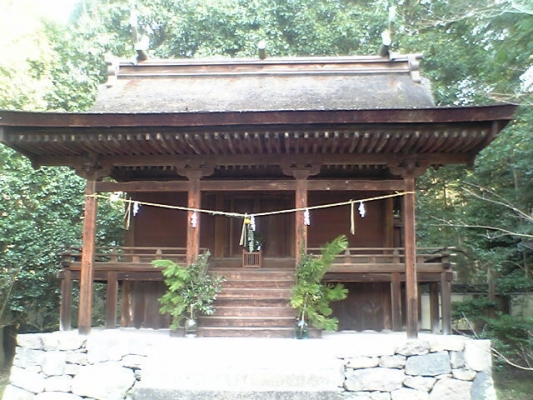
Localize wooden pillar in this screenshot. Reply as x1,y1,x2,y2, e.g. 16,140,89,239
441,272,452,335
78,178,98,335
121,281,132,327
295,178,308,265
403,174,418,339
187,175,201,265
429,282,440,334
60,270,72,331
391,271,402,331
105,271,118,329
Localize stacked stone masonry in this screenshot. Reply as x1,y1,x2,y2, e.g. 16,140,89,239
3,331,496,400
3,331,147,400
340,335,496,400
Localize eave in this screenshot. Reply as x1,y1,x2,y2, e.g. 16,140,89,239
0,105,517,181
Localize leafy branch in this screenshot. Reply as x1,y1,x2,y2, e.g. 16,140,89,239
291,235,348,331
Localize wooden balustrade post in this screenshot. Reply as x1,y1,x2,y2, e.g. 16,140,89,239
60,270,72,331
78,178,98,335
105,271,118,329
429,282,440,334
441,272,452,335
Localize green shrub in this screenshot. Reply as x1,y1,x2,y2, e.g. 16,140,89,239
153,252,225,330
291,235,348,331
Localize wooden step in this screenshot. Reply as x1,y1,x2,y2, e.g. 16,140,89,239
213,298,291,307
202,267,297,337
197,327,322,338
199,316,296,328
213,270,294,281
217,288,292,299
212,306,295,318
222,280,293,289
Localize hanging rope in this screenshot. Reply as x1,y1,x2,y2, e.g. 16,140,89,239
88,191,412,220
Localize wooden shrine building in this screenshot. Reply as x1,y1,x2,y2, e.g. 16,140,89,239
0,54,516,338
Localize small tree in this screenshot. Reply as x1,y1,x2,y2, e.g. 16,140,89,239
153,252,224,330
291,235,348,332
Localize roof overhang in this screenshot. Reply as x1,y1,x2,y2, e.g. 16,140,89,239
0,105,517,180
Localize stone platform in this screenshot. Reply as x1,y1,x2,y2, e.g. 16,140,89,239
3,329,496,400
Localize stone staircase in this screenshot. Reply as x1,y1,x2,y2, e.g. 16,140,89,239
198,268,297,338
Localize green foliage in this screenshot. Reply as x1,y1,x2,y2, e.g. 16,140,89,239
291,235,348,331
452,297,497,322
453,297,533,367
0,147,124,332
154,252,225,330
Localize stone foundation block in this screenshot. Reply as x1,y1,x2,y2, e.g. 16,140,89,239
9,366,46,394
429,378,472,400
391,387,429,400
2,384,35,400
403,376,436,392
405,352,451,376
464,340,492,372
379,355,406,369
346,357,380,369
471,371,496,400
396,340,430,356
71,362,135,400
345,368,405,392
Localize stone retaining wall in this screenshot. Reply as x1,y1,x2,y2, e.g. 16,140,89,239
2,330,153,400
2,331,496,400
338,335,495,400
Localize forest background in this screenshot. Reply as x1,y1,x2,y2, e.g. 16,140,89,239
0,0,532,380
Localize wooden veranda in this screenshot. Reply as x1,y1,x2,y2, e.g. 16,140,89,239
59,245,455,334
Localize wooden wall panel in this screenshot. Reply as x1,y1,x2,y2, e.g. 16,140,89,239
128,281,170,329
307,191,387,248
132,192,188,247
332,283,392,331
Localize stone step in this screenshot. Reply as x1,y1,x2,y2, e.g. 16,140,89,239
217,288,292,299
197,326,297,338
135,336,339,399
212,306,295,317
199,316,296,328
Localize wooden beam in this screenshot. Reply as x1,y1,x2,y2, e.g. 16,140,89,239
60,270,72,331
97,153,473,169
0,105,516,128
96,180,190,192
403,174,418,339
78,179,98,335
295,178,308,265
105,271,118,329
429,282,440,334
95,179,405,193
187,176,201,265
33,152,476,170
441,272,452,335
